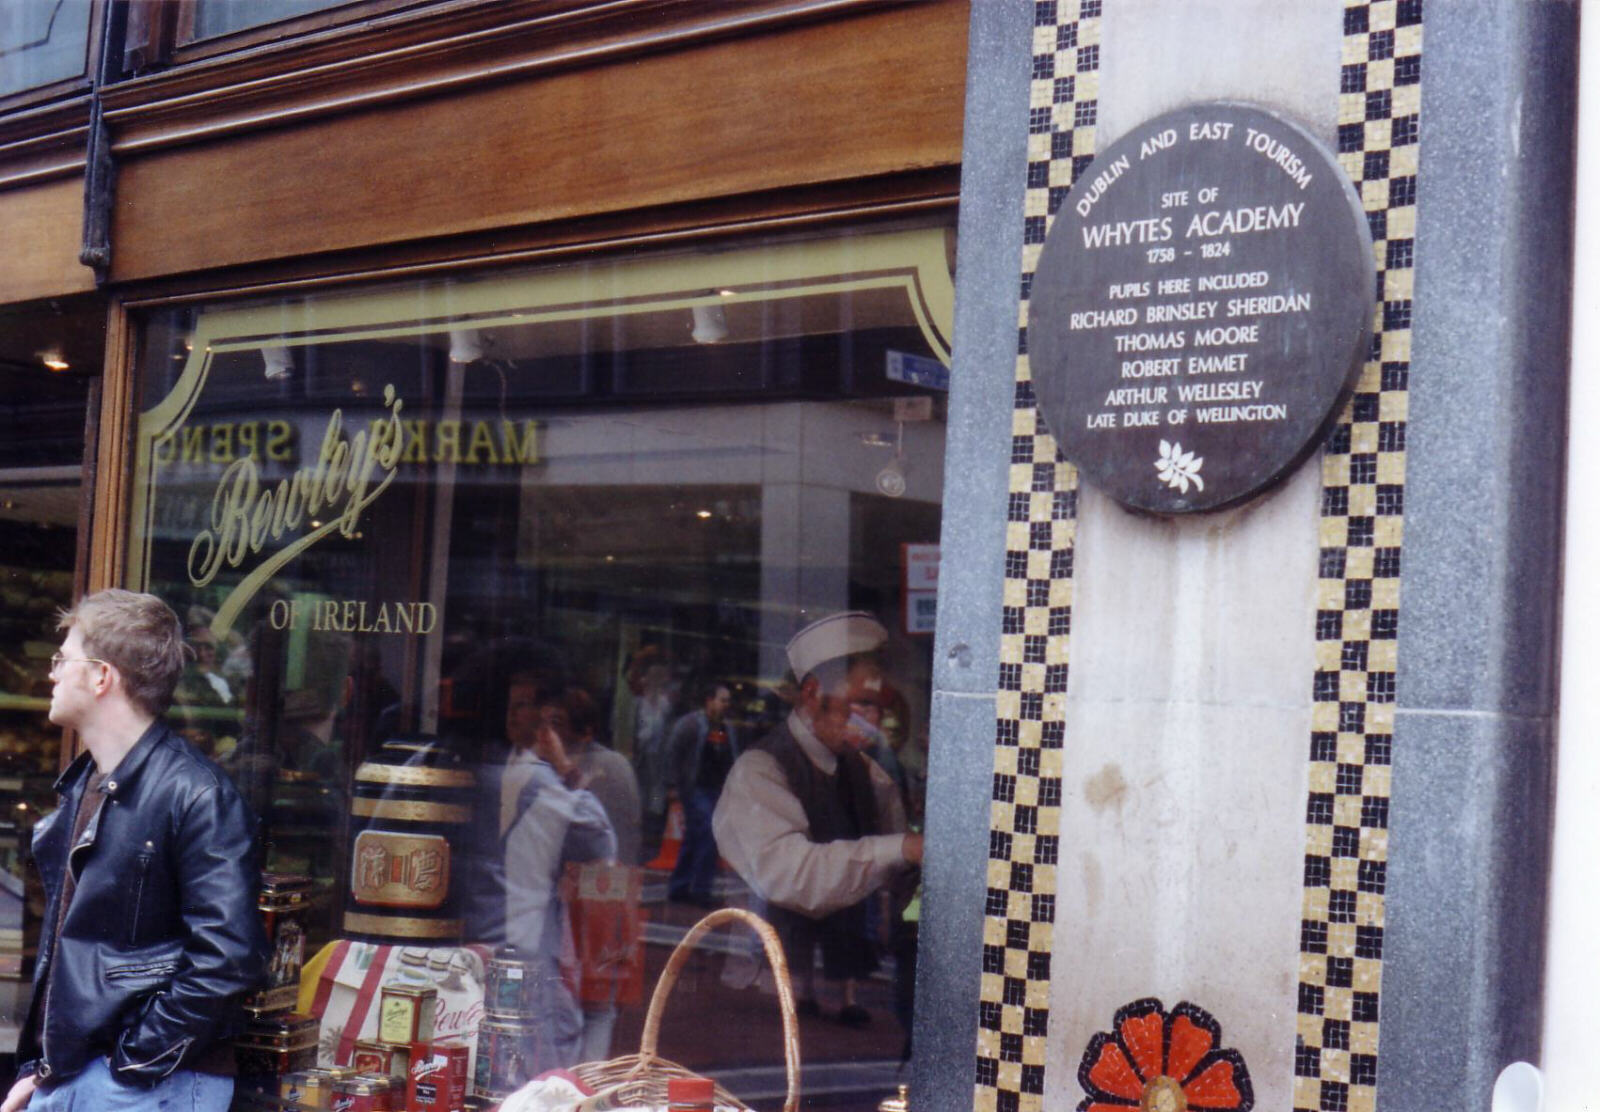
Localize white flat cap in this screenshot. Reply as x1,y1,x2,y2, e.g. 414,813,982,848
786,611,888,680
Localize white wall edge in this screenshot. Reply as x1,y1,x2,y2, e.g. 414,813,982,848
1541,5,1597,1108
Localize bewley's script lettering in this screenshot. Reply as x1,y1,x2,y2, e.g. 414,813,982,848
188,384,405,588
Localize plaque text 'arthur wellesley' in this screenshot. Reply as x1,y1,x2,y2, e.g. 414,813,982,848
1029,103,1374,514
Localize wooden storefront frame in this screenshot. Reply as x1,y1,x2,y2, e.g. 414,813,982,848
61,0,967,605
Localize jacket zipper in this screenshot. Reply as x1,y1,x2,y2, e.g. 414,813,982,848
128,842,154,945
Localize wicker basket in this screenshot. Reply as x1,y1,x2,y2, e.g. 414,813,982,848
569,907,799,1112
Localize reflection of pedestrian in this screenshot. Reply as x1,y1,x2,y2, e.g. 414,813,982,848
227,628,351,889
6,589,267,1112
629,653,676,862
559,688,641,870
171,618,238,757
182,623,235,704
464,673,616,1075
667,681,740,907
712,613,922,1026
531,686,641,1064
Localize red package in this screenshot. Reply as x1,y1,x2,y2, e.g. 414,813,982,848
408,1041,470,1111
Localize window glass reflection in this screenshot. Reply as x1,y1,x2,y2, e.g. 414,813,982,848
191,0,353,41
0,0,92,97
131,227,951,1109
0,358,90,1059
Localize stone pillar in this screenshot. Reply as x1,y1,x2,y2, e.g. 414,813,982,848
920,4,1576,1112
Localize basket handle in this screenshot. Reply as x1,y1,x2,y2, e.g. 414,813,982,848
638,907,800,1112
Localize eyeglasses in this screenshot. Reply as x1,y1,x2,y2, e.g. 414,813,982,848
50,653,109,673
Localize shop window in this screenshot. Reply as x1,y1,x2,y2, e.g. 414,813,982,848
189,0,359,40
0,0,94,99
0,294,102,1059
129,226,952,1109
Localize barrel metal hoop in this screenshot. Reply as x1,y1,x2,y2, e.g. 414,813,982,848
341,912,463,938
356,765,477,789
350,797,473,823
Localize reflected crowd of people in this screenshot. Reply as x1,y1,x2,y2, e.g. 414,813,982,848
162,600,931,1083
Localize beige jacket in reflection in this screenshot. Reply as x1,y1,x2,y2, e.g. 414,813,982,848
712,711,909,919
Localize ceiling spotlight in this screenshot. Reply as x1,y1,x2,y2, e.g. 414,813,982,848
262,345,293,380
872,419,909,498
695,509,713,519
448,328,484,364
876,458,907,498
39,351,69,372
690,304,729,344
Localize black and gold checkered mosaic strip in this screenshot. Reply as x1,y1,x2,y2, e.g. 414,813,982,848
973,3,1100,1111
972,3,1422,1112
1294,4,1421,1112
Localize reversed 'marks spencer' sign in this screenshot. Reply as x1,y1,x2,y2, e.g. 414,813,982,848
153,414,541,469
1028,101,1375,514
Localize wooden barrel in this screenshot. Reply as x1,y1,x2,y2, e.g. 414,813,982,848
343,738,476,943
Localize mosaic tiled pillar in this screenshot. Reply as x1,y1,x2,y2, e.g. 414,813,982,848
969,4,1423,1112
972,3,1100,1111
1293,5,1422,1112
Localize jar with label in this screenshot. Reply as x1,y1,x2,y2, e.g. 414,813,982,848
668,1077,717,1112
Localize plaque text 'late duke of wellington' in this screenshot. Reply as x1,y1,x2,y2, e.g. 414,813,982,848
1029,102,1375,514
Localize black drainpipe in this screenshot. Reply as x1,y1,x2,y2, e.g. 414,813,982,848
79,0,128,282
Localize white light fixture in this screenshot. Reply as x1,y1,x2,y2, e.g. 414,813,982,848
876,457,907,498
38,350,69,372
262,345,293,380
449,328,484,364
690,304,729,344
872,419,909,498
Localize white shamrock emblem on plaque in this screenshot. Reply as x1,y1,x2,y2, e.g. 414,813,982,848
1155,439,1205,493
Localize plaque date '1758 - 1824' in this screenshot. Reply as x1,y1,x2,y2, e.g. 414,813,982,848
1029,101,1376,515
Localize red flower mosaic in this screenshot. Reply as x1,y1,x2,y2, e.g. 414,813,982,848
1077,998,1254,1112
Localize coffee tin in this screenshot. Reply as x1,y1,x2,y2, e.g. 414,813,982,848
485,950,537,1017
377,982,437,1044
350,1039,409,1080
407,1041,471,1111
248,872,314,1015
237,1011,320,1078
331,1074,397,1112
471,1017,535,1100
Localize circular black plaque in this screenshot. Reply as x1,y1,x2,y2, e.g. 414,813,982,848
1029,102,1375,514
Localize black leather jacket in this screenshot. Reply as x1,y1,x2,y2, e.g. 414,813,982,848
17,721,269,1086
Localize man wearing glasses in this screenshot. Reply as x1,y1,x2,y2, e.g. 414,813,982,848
2,590,267,1112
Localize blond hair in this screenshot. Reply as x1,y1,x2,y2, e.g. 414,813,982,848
58,589,188,717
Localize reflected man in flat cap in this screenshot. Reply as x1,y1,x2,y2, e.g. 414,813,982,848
712,612,922,1025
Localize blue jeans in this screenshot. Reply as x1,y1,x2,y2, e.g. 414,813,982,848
668,787,720,900
27,1057,233,1111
